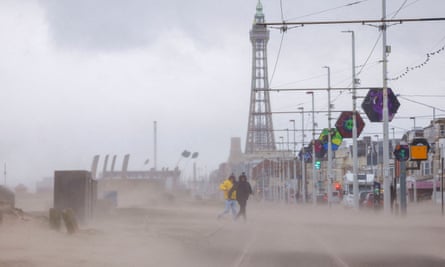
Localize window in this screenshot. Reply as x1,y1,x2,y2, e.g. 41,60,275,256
422,161,431,176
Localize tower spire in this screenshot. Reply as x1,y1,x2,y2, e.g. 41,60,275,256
245,3,276,154
256,0,263,16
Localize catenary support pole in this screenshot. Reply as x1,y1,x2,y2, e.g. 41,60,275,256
300,107,306,203
382,0,391,214
324,66,333,207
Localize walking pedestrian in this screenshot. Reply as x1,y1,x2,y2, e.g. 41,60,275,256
231,172,252,221
217,174,237,220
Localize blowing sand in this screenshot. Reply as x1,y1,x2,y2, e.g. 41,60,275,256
1,195,445,267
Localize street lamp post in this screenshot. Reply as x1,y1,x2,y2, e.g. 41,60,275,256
3,163,6,186
382,0,391,214
279,136,284,202
153,121,157,171
343,30,359,209
323,66,333,207
410,116,416,129
298,107,306,203
306,91,317,205
290,119,297,204
369,144,374,175
286,128,291,204
286,128,290,152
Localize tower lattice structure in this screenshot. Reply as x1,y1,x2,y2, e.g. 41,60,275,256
245,1,276,154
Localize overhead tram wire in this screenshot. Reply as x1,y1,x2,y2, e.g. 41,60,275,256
267,1,438,82
279,0,285,22
258,17,445,27
269,32,286,87
269,0,369,87
356,0,408,77
261,16,445,89
356,33,381,77
390,0,409,18
362,0,416,81
267,19,444,93
268,1,403,98
269,0,300,86
254,110,354,114
388,0,422,17
255,87,373,92
389,1,445,81
270,0,370,90
272,0,369,92
329,0,407,98
399,94,445,98
268,0,286,87
397,95,445,113
285,0,371,21
272,61,369,89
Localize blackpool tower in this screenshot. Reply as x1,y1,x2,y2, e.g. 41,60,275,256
245,1,276,154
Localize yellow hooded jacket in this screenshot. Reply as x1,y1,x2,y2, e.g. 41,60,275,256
219,179,236,200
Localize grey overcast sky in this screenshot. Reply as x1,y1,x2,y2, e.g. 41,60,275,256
1,0,444,189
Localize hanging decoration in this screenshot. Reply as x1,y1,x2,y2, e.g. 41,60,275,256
298,146,312,162
335,111,365,138
319,128,343,151
312,139,326,159
361,88,400,122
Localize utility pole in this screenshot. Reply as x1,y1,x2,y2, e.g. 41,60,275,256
290,119,297,204
382,0,391,214
286,128,291,204
343,30,359,209
299,107,306,203
154,121,157,171
323,66,333,207
3,163,6,186
306,91,316,205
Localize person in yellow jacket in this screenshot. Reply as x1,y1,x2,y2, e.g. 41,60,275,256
217,174,238,220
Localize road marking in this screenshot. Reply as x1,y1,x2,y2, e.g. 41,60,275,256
205,224,226,238
308,231,350,267
231,224,258,267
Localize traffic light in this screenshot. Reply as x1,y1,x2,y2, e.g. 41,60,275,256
315,160,321,169
394,143,409,161
334,182,342,191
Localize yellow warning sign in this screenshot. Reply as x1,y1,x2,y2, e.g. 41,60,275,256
410,145,428,161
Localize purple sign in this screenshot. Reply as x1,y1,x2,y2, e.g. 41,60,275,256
361,88,400,122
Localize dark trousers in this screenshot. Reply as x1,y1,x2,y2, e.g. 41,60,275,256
236,198,248,220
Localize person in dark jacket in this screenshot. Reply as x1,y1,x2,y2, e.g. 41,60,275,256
230,172,252,221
